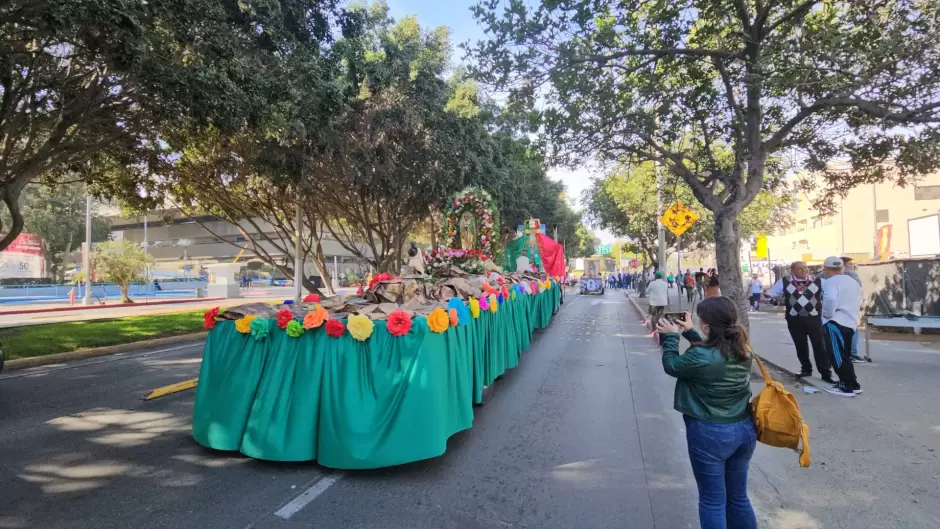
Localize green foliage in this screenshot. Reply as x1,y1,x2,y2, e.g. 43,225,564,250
0,0,352,251
93,241,153,303
584,162,792,265
470,0,940,306
1,183,111,280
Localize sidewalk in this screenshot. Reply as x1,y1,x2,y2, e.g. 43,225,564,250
0,287,360,328
626,287,940,527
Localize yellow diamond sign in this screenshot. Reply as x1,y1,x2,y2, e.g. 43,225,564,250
660,202,699,237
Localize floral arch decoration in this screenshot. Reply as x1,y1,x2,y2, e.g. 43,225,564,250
442,186,500,260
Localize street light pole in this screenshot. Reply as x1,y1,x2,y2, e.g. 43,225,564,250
83,194,92,305
293,201,304,304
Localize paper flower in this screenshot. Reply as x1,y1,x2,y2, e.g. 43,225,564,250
235,315,256,334
479,295,490,312
303,293,321,303
446,298,469,326
469,298,481,319
250,317,270,341
497,292,504,304
203,307,220,330
489,294,498,313
387,310,413,337
347,314,375,342
303,305,328,329
511,290,517,300
448,309,459,327
276,309,293,330
325,319,346,338
501,285,509,299
427,307,450,333
286,320,304,338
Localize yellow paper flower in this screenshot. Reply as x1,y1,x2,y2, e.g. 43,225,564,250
427,307,450,333
347,314,375,342
235,315,256,334
469,298,481,319
489,294,498,313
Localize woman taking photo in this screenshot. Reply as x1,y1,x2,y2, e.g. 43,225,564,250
655,296,757,529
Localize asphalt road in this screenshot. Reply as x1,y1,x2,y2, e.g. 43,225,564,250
2,290,938,529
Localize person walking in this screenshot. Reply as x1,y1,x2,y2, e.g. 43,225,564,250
694,268,707,299
647,271,669,329
820,257,863,397
768,261,833,382
667,272,676,289
748,274,762,311
684,269,696,303
656,297,758,529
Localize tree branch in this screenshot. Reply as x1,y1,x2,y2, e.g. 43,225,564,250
763,1,819,37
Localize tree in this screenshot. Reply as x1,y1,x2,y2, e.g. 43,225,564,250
93,241,152,303
1,183,111,280
584,162,791,267
0,0,351,252
470,0,940,316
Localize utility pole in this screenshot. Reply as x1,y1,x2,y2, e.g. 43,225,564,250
143,214,149,283
83,194,93,305
293,201,304,304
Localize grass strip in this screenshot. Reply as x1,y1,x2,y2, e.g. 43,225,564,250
0,311,206,360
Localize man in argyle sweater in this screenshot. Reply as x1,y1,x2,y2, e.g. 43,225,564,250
769,261,834,383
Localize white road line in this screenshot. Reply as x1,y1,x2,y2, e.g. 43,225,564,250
274,473,343,520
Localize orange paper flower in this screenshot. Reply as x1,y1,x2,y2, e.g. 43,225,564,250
427,307,450,333
448,309,459,327
303,305,329,329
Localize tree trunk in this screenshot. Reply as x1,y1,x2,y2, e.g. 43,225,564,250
428,206,438,249
120,285,132,304
714,209,749,325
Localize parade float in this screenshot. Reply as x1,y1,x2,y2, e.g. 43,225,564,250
191,187,565,469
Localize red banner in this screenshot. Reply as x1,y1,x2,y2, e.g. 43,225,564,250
3,233,43,255
877,224,892,259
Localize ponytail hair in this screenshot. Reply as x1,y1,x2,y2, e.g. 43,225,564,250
695,296,751,361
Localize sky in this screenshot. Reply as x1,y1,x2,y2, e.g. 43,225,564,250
383,0,613,244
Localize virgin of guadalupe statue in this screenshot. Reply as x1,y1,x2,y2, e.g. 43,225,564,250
458,211,477,250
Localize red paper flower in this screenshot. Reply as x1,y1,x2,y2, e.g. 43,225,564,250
387,310,413,337
275,309,293,330
203,307,220,330
325,319,346,338
303,293,320,303
501,285,509,299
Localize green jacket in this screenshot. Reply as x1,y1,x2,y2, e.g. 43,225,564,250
660,329,752,423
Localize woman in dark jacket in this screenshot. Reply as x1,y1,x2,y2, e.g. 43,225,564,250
655,296,757,529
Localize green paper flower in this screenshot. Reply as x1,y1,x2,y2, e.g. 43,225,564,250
250,317,271,341
286,319,304,338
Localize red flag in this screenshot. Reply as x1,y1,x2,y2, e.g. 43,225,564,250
535,233,566,278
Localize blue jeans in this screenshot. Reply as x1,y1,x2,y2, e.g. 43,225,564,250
851,330,860,357
684,416,759,529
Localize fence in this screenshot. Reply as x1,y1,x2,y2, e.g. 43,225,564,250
855,258,940,316
0,280,208,304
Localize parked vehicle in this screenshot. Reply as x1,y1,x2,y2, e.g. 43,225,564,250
580,276,605,295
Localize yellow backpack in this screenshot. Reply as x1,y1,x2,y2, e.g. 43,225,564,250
751,354,811,467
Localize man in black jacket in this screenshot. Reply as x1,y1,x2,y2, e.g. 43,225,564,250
768,261,833,383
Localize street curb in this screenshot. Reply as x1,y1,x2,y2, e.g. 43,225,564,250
0,297,225,316
5,332,208,371
622,292,813,386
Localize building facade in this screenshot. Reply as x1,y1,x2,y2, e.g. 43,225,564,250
767,171,940,264
108,211,376,278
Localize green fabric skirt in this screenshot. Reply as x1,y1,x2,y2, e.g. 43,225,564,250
192,283,560,469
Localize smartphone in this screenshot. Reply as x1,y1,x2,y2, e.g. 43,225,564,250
662,312,687,324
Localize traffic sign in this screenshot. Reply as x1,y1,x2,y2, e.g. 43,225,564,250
596,244,611,255
754,234,768,259
660,202,699,237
